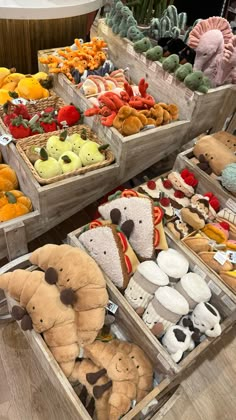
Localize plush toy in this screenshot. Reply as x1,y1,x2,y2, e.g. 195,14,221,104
46,131,72,160
142,286,189,335
112,2,125,34
30,244,109,346
213,131,236,154
162,54,180,73
0,190,32,222
134,38,152,53
98,190,167,260
124,261,169,314
188,17,233,87
202,221,230,244
118,7,133,37
189,302,221,338
184,71,210,93
193,135,236,176
175,63,193,81
0,269,79,377
198,252,233,274
179,46,196,65
0,164,18,191
175,272,211,310
156,249,189,280
162,325,197,363
221,163,236,194
182,235,210,254
113,106,148,136
220,270,236,292
216,35,236,85
15,75,49,100
79,221,139,289
79,142,109,166
58,151,82,173
168,169,198,197
34,148,62,179
167,219,193,240
68,130,88,155
146,46,163,62
82,340,139,419
127,26,144,42
180,196,213,230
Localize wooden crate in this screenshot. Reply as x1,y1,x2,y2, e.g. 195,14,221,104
174,148,236,210
0,254,180,420
68,227,236,375
91,19,236,138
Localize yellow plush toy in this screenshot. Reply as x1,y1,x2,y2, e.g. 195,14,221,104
15,75,49,100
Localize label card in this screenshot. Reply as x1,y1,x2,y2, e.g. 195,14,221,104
149,62,157,72
221,295,236,311
0,134,13,146
127,44,135,56
214,251,227,266
208,280,221,296
226,250,236,264
106,300,118,314
140,55,147,64
12,98,28,105
193,265,206,279
58,73,64,87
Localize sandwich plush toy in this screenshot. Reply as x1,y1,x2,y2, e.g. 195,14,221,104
98,190,167,260
124,261,169,315
79,220,139,289
30,244,109,346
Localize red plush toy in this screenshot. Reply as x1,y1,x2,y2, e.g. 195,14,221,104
57,105,81,126
9,115,31,139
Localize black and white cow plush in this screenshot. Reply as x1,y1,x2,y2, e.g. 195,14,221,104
162,325,198,363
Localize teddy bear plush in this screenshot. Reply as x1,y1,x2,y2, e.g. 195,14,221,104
0,269,79,377
30,244,109,346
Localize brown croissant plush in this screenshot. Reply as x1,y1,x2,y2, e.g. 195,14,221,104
30,244,109,346
0,269,79,377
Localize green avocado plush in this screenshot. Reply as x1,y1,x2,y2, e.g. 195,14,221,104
146,46,163,61
175,63,193,81
127,26,144,42
184,71,210,93
134,37,152,53
162,54,180,73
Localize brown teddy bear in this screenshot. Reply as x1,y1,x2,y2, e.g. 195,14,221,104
0,269,79,378
30,244,109,346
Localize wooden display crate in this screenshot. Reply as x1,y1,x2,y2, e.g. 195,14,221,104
0,254,180,420
174,148,236,210
67,227,236,375
90,19,236,138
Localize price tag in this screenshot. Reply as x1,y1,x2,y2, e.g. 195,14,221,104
127,44,135,56
193,265,206,279
58,73,64,87
221,295,236,311
149,62,157,72
106,300,118,314
208,280,221,296
226,250,236,264
60,120,69,128
226,198,236,213
214,251,228,266
101,22,109,35
29,114,39,125
12,98,28,105
185,88,194,102
165,74,173,85
0,134,13,146
140,54,147,64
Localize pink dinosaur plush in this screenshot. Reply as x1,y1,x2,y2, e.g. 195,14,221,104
188,17,233,87
215,36,236,85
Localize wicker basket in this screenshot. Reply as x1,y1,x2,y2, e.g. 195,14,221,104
0,94,64,143
16,125,115,185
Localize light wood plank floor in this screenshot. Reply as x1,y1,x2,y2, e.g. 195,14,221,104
0,320,235,420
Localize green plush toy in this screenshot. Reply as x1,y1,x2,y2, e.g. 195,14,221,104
162,54,180,73
133,37,152,53
46,130,72,160
106,0,117,27
68,129,88,155
79,142,109,166
175,63,193,81
146,46,163,61
112,2,124,34
127,26,144,42
34,148,62,179
184,71,209,93
118,6,132,37
58,151,82,173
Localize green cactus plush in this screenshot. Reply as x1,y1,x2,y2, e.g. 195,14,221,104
146,45,163,61
58,151,82,173
112,1,123,34
127,26,144,42
106,0,117,26
34,148,62,179
175,63,193,81
79,142,109,166
68,129,88,155
166,5,178,27
46,130,72,160
118,6,132,37
162,54,180,73
184,71,209,93
134,37,152,53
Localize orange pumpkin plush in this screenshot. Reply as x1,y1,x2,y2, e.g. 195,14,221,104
0,164,18,191
0,190,32,222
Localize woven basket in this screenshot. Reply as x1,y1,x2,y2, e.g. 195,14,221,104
0,94,64,143
16,125,115,185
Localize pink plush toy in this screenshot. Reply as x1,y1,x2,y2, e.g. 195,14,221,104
188,17,233,87
215,36,236,85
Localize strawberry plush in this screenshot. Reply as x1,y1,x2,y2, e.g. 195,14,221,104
9,115,31,139
14,104,30,120
39,115,57,133
31,122,44,135
57,105,81,126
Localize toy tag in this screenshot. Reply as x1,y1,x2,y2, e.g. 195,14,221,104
164,74,173,85
185,89,194,102
12,98,28,105
193,265,206,279
214,251,227,266
131,400,136,409
0,134,13,145
29,114,39,125
140,55,146,64
106,300,118,314
127,44,135,56
60,120,69,128
226,250,236,264
207,280,221,296
101,22,109,35
58,73,64,87
149,62,157,72
221,295,236,311
226,198,236,213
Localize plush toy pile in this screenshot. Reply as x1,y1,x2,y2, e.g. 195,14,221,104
1,102,82,140
27,129,110,179
84,78,179,134
0,68,52,104
0,243,155,419
77,69,128,97
39,37,109,84
192,132,236,195
0,162,32,222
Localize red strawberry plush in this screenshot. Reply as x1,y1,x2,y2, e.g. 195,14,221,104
9,115,31,139
39,115,57,133
3,101,17,126
57,105,81,126
31,122,45,135
14,104,30,120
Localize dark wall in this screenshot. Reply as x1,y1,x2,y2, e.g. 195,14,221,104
174,0,225,25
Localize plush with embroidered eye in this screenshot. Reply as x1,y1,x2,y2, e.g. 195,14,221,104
0,164,18,191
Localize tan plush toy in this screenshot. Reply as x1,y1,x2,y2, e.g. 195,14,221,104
0,269,79,377
83,341,139,420
113,106,148,136
30,244,109,346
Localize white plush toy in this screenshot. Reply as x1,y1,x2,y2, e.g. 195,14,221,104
156,249,189,282
142,286,189,336
162,325,196,363
191,302,221,338
124,261,169,314
175,272,212,310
